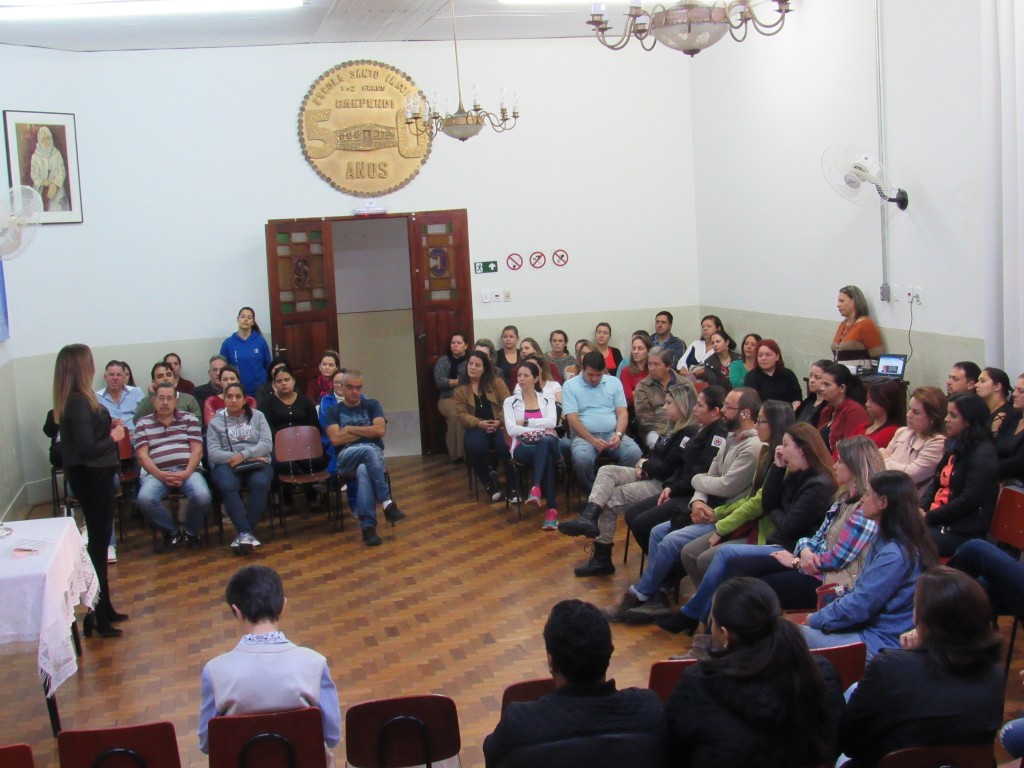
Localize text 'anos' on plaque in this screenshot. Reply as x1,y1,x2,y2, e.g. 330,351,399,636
298,60,431,197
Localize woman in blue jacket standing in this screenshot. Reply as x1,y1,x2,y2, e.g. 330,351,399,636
801,469,938,658
220,306,272,396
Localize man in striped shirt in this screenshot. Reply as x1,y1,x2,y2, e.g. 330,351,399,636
135,382,210,552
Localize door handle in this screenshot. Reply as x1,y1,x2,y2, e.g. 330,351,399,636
416,334,426,341
274,345,288,355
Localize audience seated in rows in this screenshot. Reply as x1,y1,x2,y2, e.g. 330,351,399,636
818,363,870,458
650,311,685,368
879,386,946,492
545,329,574,382
593,322,623,373
617,332,651,408
134,362,202,423
202,366,256,426
864,379,904,450
163,352,195,394
677,314,724,372
794,358,831,425
306,350,341,406
730,333,761,389
192,355,227,415
694,329,738,392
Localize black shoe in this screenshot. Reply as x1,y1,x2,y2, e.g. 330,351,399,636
558,502,602,538
573,542,615,577
106,606,130,623
155,530,176,553
383,502,406,524
184,531,201,549
362,526,382,546
484,483,502,503
83,612,122,639
656,612,700,636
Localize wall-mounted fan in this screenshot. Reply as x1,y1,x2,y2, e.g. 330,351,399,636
821,145,908,211
0,186,43,261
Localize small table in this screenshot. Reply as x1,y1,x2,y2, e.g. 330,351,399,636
0,517,98,735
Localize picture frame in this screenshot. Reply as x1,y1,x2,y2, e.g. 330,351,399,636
4,110,83,224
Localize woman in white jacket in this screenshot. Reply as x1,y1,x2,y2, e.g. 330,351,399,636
504,361,560,530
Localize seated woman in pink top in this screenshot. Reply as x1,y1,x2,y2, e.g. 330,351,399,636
881,386,946,493
817,363,870,459
864,379,904,450
203,365,257,426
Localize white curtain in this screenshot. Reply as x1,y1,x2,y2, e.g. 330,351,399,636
997,0,1024,375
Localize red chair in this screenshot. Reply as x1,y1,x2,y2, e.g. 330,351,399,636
500,678,557,713
273,426,337,534
647,658,699,702
809,642,867,691
208,707,326,768
345,694,461,768
115,431,139,543
877,742,995,768
988,483,1024,675
0,744,35,768
57,721,181,768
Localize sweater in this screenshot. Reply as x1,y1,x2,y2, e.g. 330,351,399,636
690,428,763,507
919,439,999,536
220,332,272,396
206,409,273,466
60,393,118,469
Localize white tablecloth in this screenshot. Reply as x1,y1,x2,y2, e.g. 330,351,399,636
0,518,98,695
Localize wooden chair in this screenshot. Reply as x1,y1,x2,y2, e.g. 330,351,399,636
988,483,1024,675
877,742,995,768
208,707,326,768
345,694,461,768
809,642,867,691
500,678,557,713
57,720,181,768
273,426,337,534
0,743,35,768
647,658,698,702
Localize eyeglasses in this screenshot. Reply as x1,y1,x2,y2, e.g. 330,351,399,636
722,403,739,412
756,418,769,424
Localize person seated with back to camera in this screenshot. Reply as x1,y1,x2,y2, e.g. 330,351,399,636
633,346,685,450
838,565,1004,768
482,599,666,768
324,370,406,547
918,392,998,558
197,565,341,759
559,382,720,578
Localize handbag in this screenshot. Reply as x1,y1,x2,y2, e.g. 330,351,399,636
224,411,267,474
518,429,548,445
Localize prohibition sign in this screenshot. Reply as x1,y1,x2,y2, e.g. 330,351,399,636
529,251,546,269
506,253,523,271
552,249,569,267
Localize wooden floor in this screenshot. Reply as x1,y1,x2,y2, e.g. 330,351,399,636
3,455,1024,766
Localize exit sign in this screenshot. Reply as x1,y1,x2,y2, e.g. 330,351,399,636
474,261,498,274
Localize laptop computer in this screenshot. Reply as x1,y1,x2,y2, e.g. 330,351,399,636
875,353,908,379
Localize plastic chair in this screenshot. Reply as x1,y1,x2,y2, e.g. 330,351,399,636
877,742,995,768
57,720,181,768
273,426,337,534
208,707,326,768
808,642,867,691
0,743,35,768
646,658,699,702
988,483,1024,675
500,678,557,713
345,694,461,768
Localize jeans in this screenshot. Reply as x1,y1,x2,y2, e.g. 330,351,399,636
464,427,512,491
570,433,642,494
513,436,560,509
680,543,782,622
136,471,211,535
800,625,866,655
335,443,390,528
948,538,1024,617
625,496,693,555
633,522,715,598
210,463,273,535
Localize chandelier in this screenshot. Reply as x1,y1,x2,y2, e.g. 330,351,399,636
405,0,519,142
587,0,791,57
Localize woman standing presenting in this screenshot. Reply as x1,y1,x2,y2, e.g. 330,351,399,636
54,344,127,638
220,306,272,396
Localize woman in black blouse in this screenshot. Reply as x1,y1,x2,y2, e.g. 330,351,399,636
53,344,127,638
261,366,325,500
743,339,802,406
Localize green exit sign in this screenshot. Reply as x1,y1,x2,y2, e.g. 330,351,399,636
474,261,498,274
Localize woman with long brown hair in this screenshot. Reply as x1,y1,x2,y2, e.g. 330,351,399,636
54,344,127,638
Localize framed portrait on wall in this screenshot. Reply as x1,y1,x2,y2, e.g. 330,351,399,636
4,110,83,224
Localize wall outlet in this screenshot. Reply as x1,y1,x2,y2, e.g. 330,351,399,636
481,289,491,303
491,290,502,303
503,290,512,302
911,286,923,305
891,284,901,303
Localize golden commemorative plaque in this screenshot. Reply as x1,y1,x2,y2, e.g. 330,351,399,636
298,60,431,197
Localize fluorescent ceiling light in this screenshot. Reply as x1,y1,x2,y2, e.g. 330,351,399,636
0,0,303,21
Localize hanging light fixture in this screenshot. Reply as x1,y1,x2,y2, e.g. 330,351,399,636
405,0,519,142
587,0,791,57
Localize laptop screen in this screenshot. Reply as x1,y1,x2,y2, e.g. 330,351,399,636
876,354,907,378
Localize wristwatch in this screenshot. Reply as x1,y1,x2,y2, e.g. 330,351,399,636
614,431,623,438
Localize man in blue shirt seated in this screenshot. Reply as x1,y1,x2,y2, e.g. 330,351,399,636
324,369,405,546
197,565,341,757
483,599,667,768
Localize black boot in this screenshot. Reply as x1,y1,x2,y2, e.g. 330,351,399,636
558,502,602,538
574,542,615,577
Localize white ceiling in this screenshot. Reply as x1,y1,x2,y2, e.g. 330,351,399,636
0,0,627,52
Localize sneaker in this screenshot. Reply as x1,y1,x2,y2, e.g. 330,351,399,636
602,591,643,623
507,492,522,505
107,545,117,563
624,591,674,624
383,501,406,524
237,532,259,554
526,486,543,507
230,534,242,550
184,531,201,549
362,526,382,546
485,483,503,503
247,534,261,548
542,509,558,531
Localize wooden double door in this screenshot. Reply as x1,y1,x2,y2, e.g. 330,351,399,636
264,209,473,455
